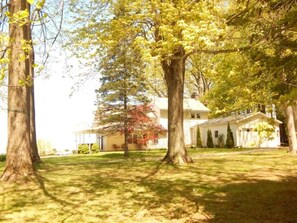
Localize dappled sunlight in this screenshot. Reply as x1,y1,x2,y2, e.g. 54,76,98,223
1,149,297,222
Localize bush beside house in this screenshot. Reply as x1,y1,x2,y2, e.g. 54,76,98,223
196,127,202,148
78,144,100,154
226,123,234,148
92,144,100,153
218,134,225,148
207,129,214,148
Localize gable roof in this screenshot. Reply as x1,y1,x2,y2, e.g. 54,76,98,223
152,97,210,112
199,112,282,127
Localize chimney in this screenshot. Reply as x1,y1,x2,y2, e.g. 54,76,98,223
191,92,198,100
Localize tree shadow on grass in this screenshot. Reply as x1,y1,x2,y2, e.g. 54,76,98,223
198,176,297,223
3,155,297,222
35,174,73,207
135,170,297,222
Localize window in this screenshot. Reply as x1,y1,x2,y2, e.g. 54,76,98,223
215,130,219,138
191,113,201,119
128,134,132,144
128,134,139,144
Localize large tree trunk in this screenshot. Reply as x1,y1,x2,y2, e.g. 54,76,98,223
161,51,193,164
285,103,297,154
1,0,35,182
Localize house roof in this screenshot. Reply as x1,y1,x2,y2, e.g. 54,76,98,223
152,97,210,112
199,112,282,127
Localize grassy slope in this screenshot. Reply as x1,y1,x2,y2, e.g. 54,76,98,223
0,148,297,223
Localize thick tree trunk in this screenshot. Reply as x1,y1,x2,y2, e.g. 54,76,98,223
1,0,35,182
161,51,193,164
285,103,297,154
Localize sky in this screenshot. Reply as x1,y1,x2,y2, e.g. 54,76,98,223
0,2,100,154
0,53,98,154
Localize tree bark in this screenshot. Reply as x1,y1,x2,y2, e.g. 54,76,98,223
1,0,35,182
285,103,297,154
161,51,193,164
30,80,40,163
28,24,40,163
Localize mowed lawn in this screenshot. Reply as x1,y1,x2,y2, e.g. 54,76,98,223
1,148,297,223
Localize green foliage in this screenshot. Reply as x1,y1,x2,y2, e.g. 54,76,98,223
0,154,6,162
229,1,297,105
226,123,235,148
91,8,152,138
254,122,275,147
207,129,214,148
91,143,100,154
203,53,276,117
218,134,225,148
196,127,202,148
78,144,90,154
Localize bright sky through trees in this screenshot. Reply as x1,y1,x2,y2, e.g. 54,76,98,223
0,52,97,154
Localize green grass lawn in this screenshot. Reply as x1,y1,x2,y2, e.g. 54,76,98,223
1,148,297,223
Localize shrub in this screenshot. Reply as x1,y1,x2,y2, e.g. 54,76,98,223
218,134,225,148
254,122,275,147
196,127,202,148
207,129,214,148
0,154,6,162
78,144,90,154
226,122,235,148
92,143,100,153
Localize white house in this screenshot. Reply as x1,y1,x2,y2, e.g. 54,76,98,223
75,96,210,151
196,112,282,148
75,97,282,151
151,97,210,148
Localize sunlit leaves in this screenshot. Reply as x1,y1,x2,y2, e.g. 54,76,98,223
7,9,29,26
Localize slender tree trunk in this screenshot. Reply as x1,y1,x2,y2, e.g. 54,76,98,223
285,103,297,154
29,44,40,162
27,5,40,163
161,51,193,164
1,0,35,182
123,95,129,157
30,81,40,162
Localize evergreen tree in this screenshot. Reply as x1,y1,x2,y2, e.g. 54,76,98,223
206,130,214,148
94,18,164,156
196,127,202,148
96,44,150,156
226,123,235,148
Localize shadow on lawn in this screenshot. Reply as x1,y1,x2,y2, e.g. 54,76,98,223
136,166,297,222
200,176,297,223
4,156,296,222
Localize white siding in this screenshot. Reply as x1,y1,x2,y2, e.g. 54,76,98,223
198,114,281,148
